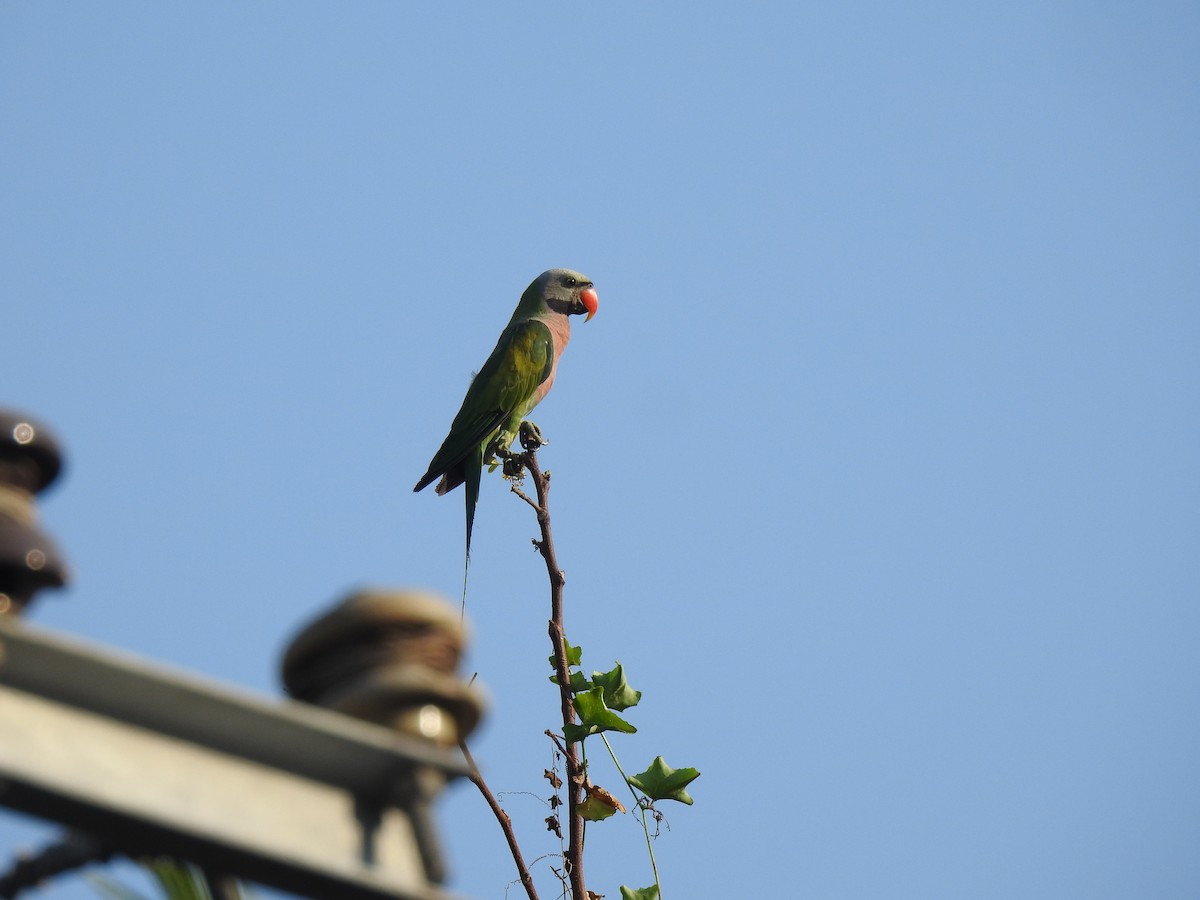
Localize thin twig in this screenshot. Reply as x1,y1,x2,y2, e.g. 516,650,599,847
510,483,540,512
601,733,663,897
459,738,540,900
545,729,568,756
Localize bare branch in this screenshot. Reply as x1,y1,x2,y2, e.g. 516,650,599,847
459,738,540,900
470,440,588,900
510,483,540,512
521,448,587,900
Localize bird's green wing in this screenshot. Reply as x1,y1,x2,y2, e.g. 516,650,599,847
415,318,554,593
414,318,554,492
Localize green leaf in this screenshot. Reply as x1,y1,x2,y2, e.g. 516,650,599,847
87,860,243,900
85,874,149,900
591,662,642,711
149,862,204,900
549,668,591,690
548,639,587,687
579,795,618,821
564,686,637,742
627,756,700,805
549,639,583,672
619,886,660,900
578,783,626,822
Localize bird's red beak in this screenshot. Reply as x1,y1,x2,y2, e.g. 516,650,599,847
580,287,599,322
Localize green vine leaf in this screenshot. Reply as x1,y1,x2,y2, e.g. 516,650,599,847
578,783,626,822
549,668,591,690
591,662,642,711
549,639,583,670
564,686,638,742
548,639,588,688
627,756,700,805
619,886,660,900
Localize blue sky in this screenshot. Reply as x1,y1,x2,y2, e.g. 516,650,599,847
3,3,1198,898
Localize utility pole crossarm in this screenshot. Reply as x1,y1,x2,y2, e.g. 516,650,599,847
0,618,467,900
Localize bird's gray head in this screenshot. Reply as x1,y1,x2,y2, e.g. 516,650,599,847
523,268,599,321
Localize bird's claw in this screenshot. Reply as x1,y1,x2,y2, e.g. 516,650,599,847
519,420,547,450
502,456,527,480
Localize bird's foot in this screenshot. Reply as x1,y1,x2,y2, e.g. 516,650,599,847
489,440,527,481
502,455,527,482
519,420,547,451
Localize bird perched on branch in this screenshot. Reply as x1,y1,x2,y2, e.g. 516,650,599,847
414,267,599,589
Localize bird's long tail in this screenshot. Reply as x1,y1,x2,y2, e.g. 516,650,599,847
462,444,483,606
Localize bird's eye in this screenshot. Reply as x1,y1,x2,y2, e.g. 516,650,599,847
564,276,576,287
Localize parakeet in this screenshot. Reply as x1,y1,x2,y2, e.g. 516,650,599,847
414,267,598,583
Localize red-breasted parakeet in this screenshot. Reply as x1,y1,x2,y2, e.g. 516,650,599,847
414,268,598,579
